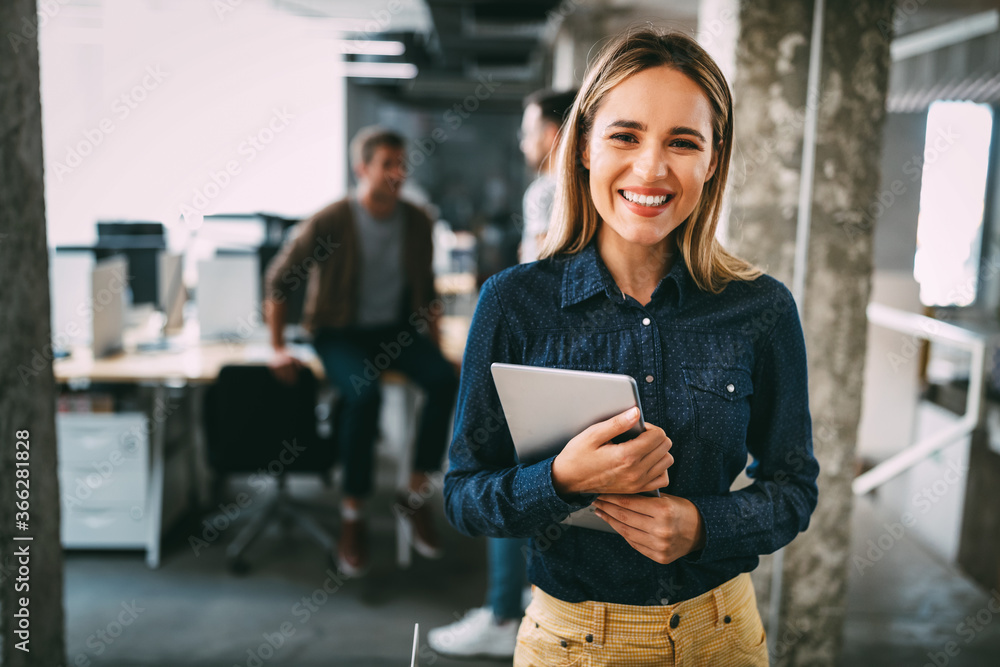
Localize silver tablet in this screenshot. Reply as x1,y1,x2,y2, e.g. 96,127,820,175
490,363,650,532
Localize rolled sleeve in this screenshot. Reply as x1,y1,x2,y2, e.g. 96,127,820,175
686,299,819,564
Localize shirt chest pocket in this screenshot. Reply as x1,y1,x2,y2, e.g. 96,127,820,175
682,366,753,452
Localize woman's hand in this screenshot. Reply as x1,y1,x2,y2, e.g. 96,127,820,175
592,494,706,564
551,407,673,496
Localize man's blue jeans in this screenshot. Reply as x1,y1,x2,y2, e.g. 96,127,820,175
312,323,458,498
488,537,529,620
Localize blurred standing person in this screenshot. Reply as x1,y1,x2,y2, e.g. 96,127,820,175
518,89,578,263
264,126,458,578
428,88,576,660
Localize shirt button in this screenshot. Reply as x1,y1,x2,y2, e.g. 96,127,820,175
660,597,669,605
642,317,651,326
670,614,680,629
585,634,593,643
560,640,568,648
726,383,735,393
645,375,654,383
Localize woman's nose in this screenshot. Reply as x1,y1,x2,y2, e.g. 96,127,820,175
633,146,669,181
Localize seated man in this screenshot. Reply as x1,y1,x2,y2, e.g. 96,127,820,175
264,126,458,577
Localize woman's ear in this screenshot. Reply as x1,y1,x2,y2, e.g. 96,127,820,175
580,139,590,170
705,141,721,182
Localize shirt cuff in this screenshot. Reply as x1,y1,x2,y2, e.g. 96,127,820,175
513,456,596,525
684,494,737,564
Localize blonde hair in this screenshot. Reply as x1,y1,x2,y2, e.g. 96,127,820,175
540,28,760,293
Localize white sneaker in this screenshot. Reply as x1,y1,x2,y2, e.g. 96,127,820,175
427,607,519,659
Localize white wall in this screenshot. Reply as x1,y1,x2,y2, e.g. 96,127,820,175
38,0,347,247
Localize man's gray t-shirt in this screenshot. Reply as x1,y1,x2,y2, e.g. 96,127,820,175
350,198,406,327
520,174,556,263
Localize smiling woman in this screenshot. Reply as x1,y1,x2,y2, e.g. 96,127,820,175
444,27,820,667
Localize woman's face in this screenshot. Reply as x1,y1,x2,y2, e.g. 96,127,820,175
582,65,718,251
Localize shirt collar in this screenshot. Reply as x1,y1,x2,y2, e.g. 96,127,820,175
559,239,692,309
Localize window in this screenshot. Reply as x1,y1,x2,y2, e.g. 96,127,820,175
913,101,994,307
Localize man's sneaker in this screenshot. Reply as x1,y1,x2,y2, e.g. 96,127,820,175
427,607,519,659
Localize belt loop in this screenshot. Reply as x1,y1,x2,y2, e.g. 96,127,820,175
590,603,606,647
713,587,726,630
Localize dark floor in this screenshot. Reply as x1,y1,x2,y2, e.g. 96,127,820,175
65,473,503,667
63,473,1000,666
838,495,1000,667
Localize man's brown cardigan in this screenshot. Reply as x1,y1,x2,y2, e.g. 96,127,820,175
264,197,437,334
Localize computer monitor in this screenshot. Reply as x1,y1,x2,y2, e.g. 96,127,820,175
50,248,95,349
96,221,166,305
197,255,260,340
92,256,127,357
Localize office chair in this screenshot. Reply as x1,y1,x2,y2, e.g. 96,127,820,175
203,364,340,574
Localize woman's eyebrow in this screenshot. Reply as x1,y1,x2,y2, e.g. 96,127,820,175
606,119,645,131
605,119,707,142
671,126,708,142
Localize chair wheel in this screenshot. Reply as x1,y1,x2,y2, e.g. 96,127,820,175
227,557,249,576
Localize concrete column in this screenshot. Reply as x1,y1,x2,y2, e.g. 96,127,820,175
723,0,894,664
0,1,68,666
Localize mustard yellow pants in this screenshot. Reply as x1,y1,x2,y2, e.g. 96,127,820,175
514,573,769,667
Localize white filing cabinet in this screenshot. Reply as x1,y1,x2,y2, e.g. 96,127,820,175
56,412,149,548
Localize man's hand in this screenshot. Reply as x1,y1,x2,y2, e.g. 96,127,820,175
551,407,673,497
592,494,706,565
268,348,304,385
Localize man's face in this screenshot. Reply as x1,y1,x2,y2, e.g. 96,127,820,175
520,103,557,172
356,145,406,202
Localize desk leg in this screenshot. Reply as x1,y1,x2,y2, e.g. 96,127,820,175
145,385,166,569
189,384,209,508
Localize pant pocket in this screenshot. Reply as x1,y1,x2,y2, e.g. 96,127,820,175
513,613,578,667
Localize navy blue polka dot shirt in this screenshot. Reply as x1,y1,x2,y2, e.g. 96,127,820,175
444,239,819,605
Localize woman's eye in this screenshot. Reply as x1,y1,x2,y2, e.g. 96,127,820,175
610,133,638,144
672,139,700,150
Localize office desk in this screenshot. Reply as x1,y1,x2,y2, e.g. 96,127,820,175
53,316,470,568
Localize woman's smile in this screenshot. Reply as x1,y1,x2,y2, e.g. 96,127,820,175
617,187,675,217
